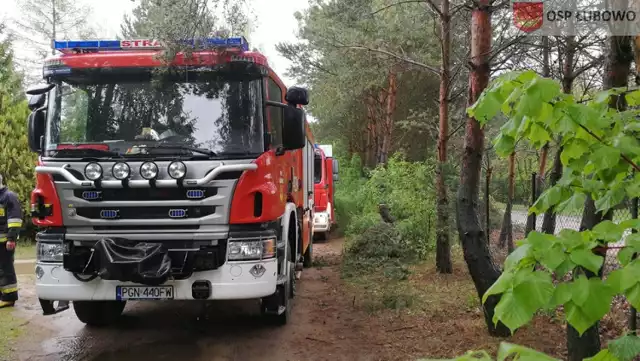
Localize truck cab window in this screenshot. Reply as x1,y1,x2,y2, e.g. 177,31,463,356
267,78,283,147
314,153,323,183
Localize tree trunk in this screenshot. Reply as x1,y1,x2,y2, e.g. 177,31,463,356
499,152,515,251
435,0,452,274
567,33,633,361
456,0,510,337
541,145,563,234
379,71,398,165
536,36,551,198
543,35,575,234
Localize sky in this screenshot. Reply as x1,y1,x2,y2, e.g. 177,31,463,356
0,0,310,88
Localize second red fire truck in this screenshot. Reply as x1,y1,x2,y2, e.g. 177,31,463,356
25,36,317,326
313,145,338,240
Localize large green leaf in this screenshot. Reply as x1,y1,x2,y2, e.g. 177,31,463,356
608,335,640,361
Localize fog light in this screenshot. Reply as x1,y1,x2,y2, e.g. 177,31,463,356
168,161,187,179
112,162,131,180
35,265,44,279
84,162,103,181
249,264,266,277
140,161,158,180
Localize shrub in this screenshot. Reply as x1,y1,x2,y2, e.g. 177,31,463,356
0,100,36,242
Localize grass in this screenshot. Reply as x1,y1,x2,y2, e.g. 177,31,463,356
0,309,24,359
14,242,36,260
337,244,576,359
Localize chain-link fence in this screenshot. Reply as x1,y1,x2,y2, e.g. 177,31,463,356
505,172,637,275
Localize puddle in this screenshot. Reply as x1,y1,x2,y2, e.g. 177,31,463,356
89,340,201,361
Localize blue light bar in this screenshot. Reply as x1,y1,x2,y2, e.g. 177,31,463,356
53,37,249,53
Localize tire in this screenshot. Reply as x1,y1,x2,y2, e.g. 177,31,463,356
314,231,327,242
261,245,293,326
303,234,313,268
73,300,126,327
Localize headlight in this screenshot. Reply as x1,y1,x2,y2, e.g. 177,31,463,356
112,162,130,180
168,161,186,179
228,238,276,261
84,162,103,181
37,242,64,263
140,161,158,180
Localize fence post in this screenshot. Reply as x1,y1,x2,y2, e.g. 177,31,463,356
486,166,492,244
525,172,537,236
630,196,638,333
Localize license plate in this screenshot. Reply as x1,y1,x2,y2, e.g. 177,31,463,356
116,286,174,301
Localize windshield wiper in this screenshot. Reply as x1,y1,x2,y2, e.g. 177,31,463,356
51,148,122,158
145,144,217,157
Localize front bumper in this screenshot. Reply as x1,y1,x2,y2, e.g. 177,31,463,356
35,258,278,301
313,211,331,233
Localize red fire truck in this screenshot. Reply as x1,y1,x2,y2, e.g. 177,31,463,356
25,36,316,326
312,145,338,240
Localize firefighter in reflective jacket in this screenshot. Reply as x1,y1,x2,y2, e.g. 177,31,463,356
0,174,21,308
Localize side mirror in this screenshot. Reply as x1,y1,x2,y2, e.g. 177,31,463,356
282,106,306,150
285,86,309,106
28,110,46,153
332,159,339,174
333,173,339,182
28,94,46,111
26,83,55,96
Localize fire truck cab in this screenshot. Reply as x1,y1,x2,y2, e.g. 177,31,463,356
25,36,316,326
313,144,338,240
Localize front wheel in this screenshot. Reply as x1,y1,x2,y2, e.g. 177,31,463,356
261,246,294,325
303,230,313,268
73,300,126,327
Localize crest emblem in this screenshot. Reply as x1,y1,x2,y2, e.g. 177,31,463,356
513,2,544,32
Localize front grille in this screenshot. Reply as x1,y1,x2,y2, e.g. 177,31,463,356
93,225,200,231
74,187,216,201
76,206,215,220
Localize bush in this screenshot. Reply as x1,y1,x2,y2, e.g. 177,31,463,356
0,100,36,241
342,222,415,279
333,152,438,280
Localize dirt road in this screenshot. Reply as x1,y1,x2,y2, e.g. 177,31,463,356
12,237,381,361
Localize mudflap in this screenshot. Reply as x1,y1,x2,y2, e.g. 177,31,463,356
39,299,70,315
94,238,172,286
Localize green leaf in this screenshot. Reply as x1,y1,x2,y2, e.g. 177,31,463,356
530,186,564,214
594,89,614,104
592,145,622,170
569,247,604,274
482,271,515,303
471,91,503,124
497,342,561,361
561,139,590,166
564,276,614,335
528,123,552,147
493,270,554,332
613,135,640,157
493,133,516,157
617,247,635,267
626,89,640,107
555,192,586,215
594,188,626,213
549,282,572,307
536,243,567,271
592,221,625,243
608,334,640,361
504,243,534,270
584,349,620,361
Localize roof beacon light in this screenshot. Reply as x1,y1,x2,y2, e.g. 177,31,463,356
53,37,249,54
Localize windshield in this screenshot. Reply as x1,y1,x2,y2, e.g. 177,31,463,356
44,69,264,158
